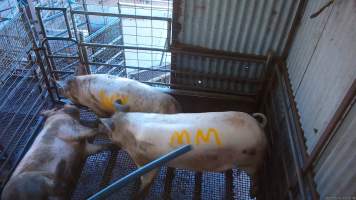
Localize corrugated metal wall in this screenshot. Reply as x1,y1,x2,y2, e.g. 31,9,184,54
172,0,302,95
287,0,356,152
174,53,264,95
314,102,356,199
287,0,356,198
176,0,300,56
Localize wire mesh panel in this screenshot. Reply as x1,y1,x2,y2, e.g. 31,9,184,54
35,0,173,87
0,0,19,24
0,12,52,189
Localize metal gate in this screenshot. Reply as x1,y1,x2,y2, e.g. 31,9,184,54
35,3,172,87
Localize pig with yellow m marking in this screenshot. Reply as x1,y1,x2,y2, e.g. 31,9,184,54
73,101,268,198
169,128,222,146
55,74,181,116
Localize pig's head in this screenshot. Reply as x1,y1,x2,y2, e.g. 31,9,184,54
97,100,129,143
55,76,82,105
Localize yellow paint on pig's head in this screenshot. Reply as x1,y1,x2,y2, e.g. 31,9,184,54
98,90,128,113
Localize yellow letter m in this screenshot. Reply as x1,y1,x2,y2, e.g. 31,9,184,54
195,128,222,145
169,130,191,147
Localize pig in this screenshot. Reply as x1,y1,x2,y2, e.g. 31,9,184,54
71,101,268,198
56,74,181,116
1,105,112,200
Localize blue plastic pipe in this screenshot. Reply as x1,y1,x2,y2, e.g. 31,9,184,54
87,144,193,200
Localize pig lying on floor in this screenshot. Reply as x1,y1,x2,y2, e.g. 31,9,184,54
56,74,181,116
1,105,112,200
68,101,268,198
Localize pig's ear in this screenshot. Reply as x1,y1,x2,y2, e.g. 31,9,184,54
114,100,129,112
99,118,115,132
252,113,267,128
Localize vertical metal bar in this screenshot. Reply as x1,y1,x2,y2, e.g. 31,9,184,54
79,32,91,74
22,7,56,102
277,63,319,199
63,8,73,39
193,172,202,200
258,51,274,110
68,1,79,41
35,7,58,79
82,0,92,34
163,167,175,199
225,170,234,200
117,0,127,77
166,19,172,50
275,68,307,200
34,47,56,102
87,145,192,200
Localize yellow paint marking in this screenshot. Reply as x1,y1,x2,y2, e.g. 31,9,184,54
169,128,222,146
169,130,191,146
98,90,128,112
195,128,222,146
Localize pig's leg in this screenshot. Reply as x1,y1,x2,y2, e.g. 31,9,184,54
85,141,118,156
132,169,158,200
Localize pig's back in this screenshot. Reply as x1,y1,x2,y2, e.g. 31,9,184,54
86,75,179,113
127,112,266,158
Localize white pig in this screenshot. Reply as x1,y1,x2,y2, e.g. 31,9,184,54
1,105,112,200
71,101,267,198
56,74,181,116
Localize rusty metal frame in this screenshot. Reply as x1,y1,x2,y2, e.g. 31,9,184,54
171,43,267,63
276,62,319,199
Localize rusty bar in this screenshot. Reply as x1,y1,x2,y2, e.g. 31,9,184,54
282,0,308,60
163,167,175,199
193,172,202,200
275,66,307,199
303,79,356,173
277,63,319,200
142,81,258,97
257,51,274,109
171,0,182,45
35,7,59,79
166,19,172,50
170,0,182,86
62,8,72,39
78,32,91,74
225,170,234,199
82,0,92,34
279,62,308,161
172,43,267,63
20,7,56,103
158,87,257,103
